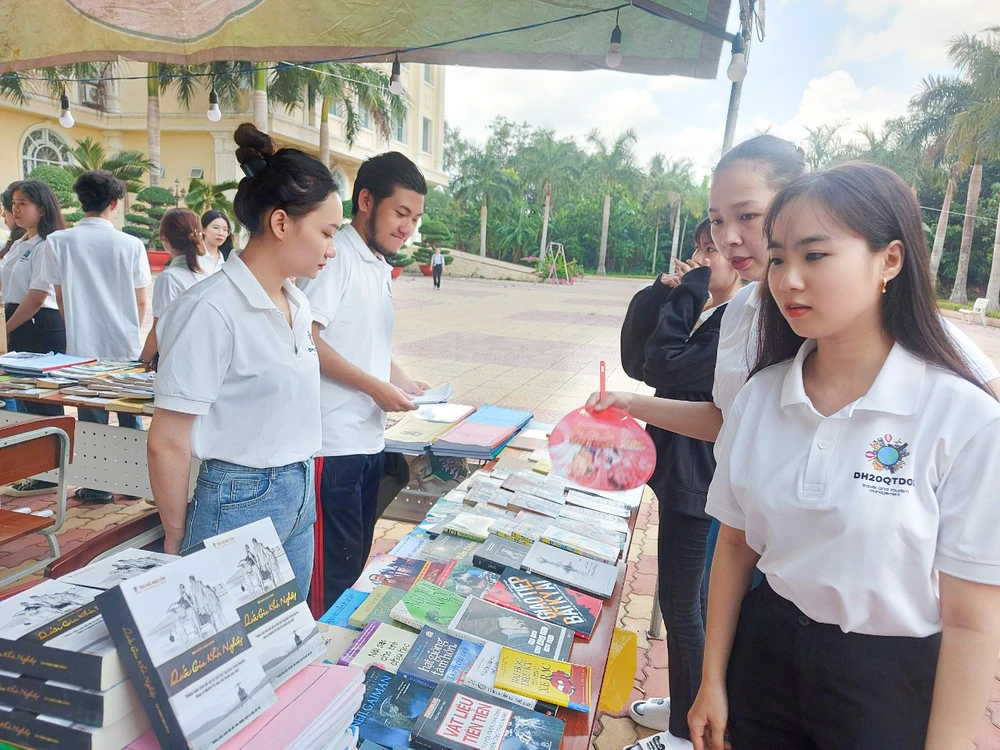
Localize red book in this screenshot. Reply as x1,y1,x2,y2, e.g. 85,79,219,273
484,568,601,639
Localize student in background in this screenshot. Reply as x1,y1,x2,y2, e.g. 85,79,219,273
140,208,208,365
431,247,444,289
0,185,25,260
297,151,430,609
201,210,233,267
35,170,152,504
690,163,1000,750
619,218,741,747
149,123,340,595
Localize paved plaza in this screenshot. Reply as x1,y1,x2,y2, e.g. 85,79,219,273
2,272,999,748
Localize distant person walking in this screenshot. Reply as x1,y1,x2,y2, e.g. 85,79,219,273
431,248,444,289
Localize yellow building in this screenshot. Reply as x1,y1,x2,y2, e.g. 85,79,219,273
0,60,447,202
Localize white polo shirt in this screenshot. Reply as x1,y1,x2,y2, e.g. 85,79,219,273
154,254,322,468
706,340,1000,637
1,235,56,309
33,217,151,360
199,251,225,276
151,256,206,319
712,281,1000,420
297,223,395,457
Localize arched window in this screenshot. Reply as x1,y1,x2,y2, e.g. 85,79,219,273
21,129,73,177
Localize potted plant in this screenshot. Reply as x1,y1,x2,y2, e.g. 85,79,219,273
386,252,414,279
413,218,454,276
124,186,175,272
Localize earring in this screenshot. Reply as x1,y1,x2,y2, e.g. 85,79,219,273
882,278,888,295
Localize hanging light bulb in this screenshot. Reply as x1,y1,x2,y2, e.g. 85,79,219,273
58,91,74,129
206,88,222,122
605,10,623,68
727,34,747,82
389,54,404,96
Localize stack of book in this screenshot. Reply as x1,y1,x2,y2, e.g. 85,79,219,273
0,352,98,376
432,405,534,460
384,404,476,454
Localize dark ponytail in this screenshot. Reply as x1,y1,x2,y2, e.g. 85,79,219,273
160,208,206,273
716,135,807,191
752,162,987,394
232,123,340,235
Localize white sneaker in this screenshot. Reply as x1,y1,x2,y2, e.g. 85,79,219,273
623,728,694,750
629,697,672,731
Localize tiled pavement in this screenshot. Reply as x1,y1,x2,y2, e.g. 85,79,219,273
3,273,1000,749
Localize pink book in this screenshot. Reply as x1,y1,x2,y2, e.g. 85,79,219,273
436,421,516,448
125,663,365,749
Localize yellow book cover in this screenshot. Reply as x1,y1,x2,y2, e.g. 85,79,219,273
495,647,591,712
384,414,453,444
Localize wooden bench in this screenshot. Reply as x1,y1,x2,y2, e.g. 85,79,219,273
0,416,75,587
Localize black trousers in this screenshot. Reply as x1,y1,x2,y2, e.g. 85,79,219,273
5,304,65,417
432,264,442,288
318,451,385,610
657,505,711,740
727,580,940,750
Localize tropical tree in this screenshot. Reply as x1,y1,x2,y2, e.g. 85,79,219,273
802,123,850,170
645,155,695,272
65,137,155,211
518,130,580,260
146,63,200,186
585,129,639,275
452,146,517,257
184,178,239,225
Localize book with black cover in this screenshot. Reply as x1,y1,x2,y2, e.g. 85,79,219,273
0,668,140,727
351,666,434,747
96,549,277,750
410,682,565,750
472,535,530,576
484,569,601,639
0,579,123,691
0,704,149,750
446,598,572,661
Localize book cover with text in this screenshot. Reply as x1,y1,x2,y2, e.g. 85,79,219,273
485,569,600,639
495,648,591,712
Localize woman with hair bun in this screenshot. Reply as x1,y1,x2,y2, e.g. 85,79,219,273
139,208,209,364
148,123,343,596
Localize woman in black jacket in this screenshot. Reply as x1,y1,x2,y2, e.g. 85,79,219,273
620,218,741,745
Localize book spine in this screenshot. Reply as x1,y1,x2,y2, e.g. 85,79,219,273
0,711,97,750
448,529,487,542
471,553,506,575
95,587,185,748
540,536,616,565
339,621,377,666
0,640,110,693
0,672,107,725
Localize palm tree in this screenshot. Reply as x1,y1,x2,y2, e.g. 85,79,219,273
802,123,849,170
646,156,695,271
184,178,240,226
66,137,155,211
146,63,200,186
519,130,580,261
586,129,639,275
452,147,516,257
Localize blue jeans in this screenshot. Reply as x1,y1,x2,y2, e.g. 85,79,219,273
78,407,143,430
318,452,385,610
183,459,317,598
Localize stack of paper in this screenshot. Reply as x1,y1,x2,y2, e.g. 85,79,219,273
0,352,98,376
431,405,533,459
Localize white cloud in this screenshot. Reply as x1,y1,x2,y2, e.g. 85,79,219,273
747,70,910,145
830,0,998,67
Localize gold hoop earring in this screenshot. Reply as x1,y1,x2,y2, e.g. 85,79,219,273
882,278,888,295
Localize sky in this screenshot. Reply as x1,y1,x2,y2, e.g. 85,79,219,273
442,0,997,178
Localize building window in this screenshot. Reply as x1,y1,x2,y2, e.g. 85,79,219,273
395,116,406,143
21,128,73,177
424,64,433,84
329,100,343,118
358,100,371,130
422,117,433,154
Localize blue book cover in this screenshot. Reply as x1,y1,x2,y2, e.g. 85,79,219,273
320,588,369,629
468,405,533,429
352,666,434,747
399,628,483,688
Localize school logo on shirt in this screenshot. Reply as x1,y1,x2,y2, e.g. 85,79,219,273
306,332,318,356
865,433,909,474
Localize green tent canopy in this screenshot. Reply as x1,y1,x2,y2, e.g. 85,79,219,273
0,0,733,77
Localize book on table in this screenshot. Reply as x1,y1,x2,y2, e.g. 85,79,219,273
320,588,370,630
0,704,150,750
390,580,467,632
316,622,362,664
446,597,573,661
440,563,500,600
538,526,620,565
349,585,407,630
472,535,531,575
354,554,455,594
351,665,435,748
432,405,533,459
0,352,98,375
418,532,481,565
494,647,591,713
186,518,324,688
58,549,178,592
338,620,419,673
397,627,483,688
442,512,497,542
0,578,125,691
485,568,601,639
520,542,619,600
0,667,143,728
459,643,558,716
410,681,565,750
391,533,431,559
95,548,277,750
384,413,456,454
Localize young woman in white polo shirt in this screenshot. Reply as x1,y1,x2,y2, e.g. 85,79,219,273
148,123,342,595
140,208,208,365
687,163,1000,749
